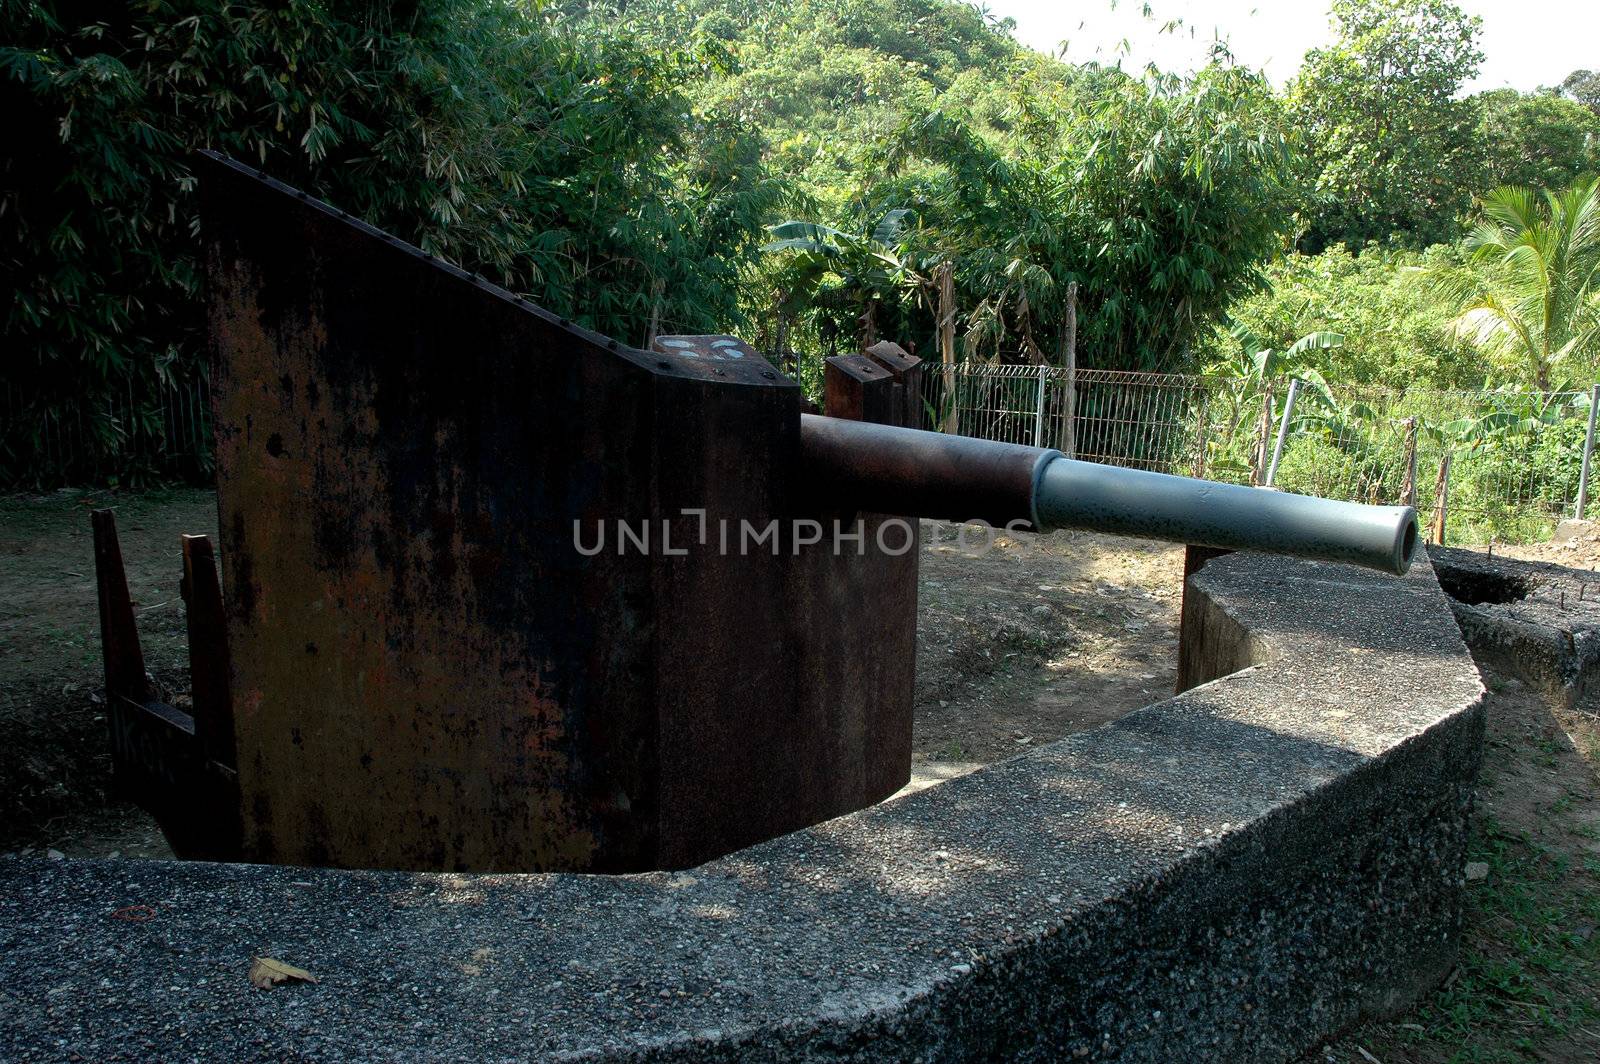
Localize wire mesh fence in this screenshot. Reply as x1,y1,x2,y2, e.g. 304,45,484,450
4,359,1595,545
925,362,1598,544
1,372,214,489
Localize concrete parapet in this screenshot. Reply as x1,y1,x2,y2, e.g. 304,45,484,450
0,551,1483,1061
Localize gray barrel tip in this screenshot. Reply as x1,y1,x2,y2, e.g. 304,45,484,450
1393,506,1421,575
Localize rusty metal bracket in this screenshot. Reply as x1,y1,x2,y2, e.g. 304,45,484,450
93,511,240,859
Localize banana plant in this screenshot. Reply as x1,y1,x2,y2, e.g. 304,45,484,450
762,209,925,350
1199,324,1345,474
1431,386,1585,455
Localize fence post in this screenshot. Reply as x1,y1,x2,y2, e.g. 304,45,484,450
1429,454,1452,545
645,278,664,348
1192,392,1210,479
1251,381,1275,486
1400,417,1418,507
937,262,958,434
1578,383,1600,519
1264,378,1301,488
1032,363,1047,447
1062,281,1078,458
775,306,793,377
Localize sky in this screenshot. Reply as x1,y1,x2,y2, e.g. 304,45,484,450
982,0,1597,94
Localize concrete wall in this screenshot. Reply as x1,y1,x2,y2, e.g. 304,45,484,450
0,552,1484,1061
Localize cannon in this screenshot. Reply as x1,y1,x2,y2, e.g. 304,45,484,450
800,416,1417,576
91,153,1418,873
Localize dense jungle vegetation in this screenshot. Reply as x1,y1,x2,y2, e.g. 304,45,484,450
2,0,1598,485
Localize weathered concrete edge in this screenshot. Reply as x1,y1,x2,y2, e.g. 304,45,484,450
1431,546,1600,711
0,553,1485,1063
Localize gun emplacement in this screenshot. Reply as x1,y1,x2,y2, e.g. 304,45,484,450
93,153,1424,876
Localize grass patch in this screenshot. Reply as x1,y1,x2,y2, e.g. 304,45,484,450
1334,678,1600,1063
1394,818,1600,1060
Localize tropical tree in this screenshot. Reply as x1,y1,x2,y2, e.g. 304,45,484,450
1442,179,1600,390
1560,69,1600,115
1208,244,1489,389
0,0,782,486
1475,89,1600,193
1289,0,1485,250
1200,324,1345,477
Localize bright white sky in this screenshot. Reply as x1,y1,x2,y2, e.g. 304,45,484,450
982,0,1598,94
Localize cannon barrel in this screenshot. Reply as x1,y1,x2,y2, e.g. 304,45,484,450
800,413,1420,576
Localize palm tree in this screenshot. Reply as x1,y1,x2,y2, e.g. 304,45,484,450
1445,179,1600,391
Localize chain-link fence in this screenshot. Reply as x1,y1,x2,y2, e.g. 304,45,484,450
926,362,1598,544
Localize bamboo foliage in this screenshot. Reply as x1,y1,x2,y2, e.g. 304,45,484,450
0,0,784,486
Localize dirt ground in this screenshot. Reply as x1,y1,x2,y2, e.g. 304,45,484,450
0,492,1182,856
913,520,1182,769
1485,524,1600,570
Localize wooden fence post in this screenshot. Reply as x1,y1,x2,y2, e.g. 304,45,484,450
1429,454,1452,545
775,305,794,378
1061,281,1078,458
1192,393,1210,479
937,262,957,434
1250,382,1275,486
645,278,664,348
1400,417,1418,507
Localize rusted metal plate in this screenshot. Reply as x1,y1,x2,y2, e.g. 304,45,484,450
204,152,678,870
91,510,149,703
864,341,924,428
198,156,915,872
181,534,235,769
649,347,918,869
651,334,768,365
823,354,896,424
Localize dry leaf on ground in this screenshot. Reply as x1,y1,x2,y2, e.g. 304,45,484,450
248,956,320,989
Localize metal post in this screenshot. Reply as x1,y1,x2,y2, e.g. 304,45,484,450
1264,378,1301,488
1033,362,1047,447
1578,383,1600,519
